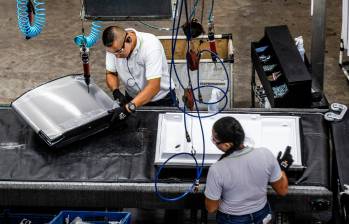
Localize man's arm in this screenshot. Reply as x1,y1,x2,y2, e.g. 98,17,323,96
270,171,288,196
205,197,220,213
106,70,120,91
130,78,160,108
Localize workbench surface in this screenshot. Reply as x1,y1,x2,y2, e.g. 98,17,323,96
0,107,331,210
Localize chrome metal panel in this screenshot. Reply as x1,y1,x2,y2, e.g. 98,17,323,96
11,75,115,141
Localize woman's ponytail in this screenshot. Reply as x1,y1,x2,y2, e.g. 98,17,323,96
213,117,245,161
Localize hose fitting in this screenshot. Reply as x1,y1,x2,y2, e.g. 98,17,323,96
193,179,200,193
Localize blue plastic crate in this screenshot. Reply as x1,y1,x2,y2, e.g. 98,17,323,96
0,210,54,224
49,211,131,224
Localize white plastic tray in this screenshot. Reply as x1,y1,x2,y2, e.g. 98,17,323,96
155,113,302,167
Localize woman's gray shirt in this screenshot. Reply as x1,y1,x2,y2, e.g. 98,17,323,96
204,146,281,215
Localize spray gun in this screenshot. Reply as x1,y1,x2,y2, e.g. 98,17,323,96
80,43,90,92
77,19,91,93
208,19,217,62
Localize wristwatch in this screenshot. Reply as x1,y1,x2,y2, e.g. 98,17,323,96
127,102,136,113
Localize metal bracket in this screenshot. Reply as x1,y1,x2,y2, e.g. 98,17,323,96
190,146,196,156
324,103,347,121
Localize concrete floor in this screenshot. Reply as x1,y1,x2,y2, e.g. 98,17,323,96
0,0,347,223
0,0,348,107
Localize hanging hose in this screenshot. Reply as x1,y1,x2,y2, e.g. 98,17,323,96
154,0,229,202
16,0,46,39
74,21,103,48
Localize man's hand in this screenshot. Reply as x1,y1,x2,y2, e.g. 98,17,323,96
277,146,294,172
113,89,127,106
110,106,130,123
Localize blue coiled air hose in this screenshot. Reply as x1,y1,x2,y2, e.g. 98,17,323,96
74,21,103,48
154,0,230,202
16,0,46,39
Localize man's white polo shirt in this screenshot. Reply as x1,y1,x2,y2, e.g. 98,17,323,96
106,28,175,102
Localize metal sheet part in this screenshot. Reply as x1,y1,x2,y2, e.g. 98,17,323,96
155,113,302,166
11,75,115,146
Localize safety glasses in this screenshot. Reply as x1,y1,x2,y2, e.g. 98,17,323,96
107,33,127,55
211,135,223,145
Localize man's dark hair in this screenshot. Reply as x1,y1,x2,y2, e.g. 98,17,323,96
102,26,126,47
213,116,245,160
102,26,115,47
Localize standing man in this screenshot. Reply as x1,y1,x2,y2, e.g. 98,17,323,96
102,26,176,121
205,116,293,224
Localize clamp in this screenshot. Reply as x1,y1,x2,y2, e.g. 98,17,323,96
324,103,347,121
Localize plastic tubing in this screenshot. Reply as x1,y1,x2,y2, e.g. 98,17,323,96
16,0,46,39
74,21,102,48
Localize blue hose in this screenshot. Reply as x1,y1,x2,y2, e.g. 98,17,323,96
16,0,46,39
74,21,103,48
154,0,229,202
154,152,200,201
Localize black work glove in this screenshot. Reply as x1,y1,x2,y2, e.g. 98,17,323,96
110,106,130,123
277,146,294,172
112,89,127,106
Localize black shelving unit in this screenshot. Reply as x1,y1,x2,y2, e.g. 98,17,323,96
251,25,312,108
